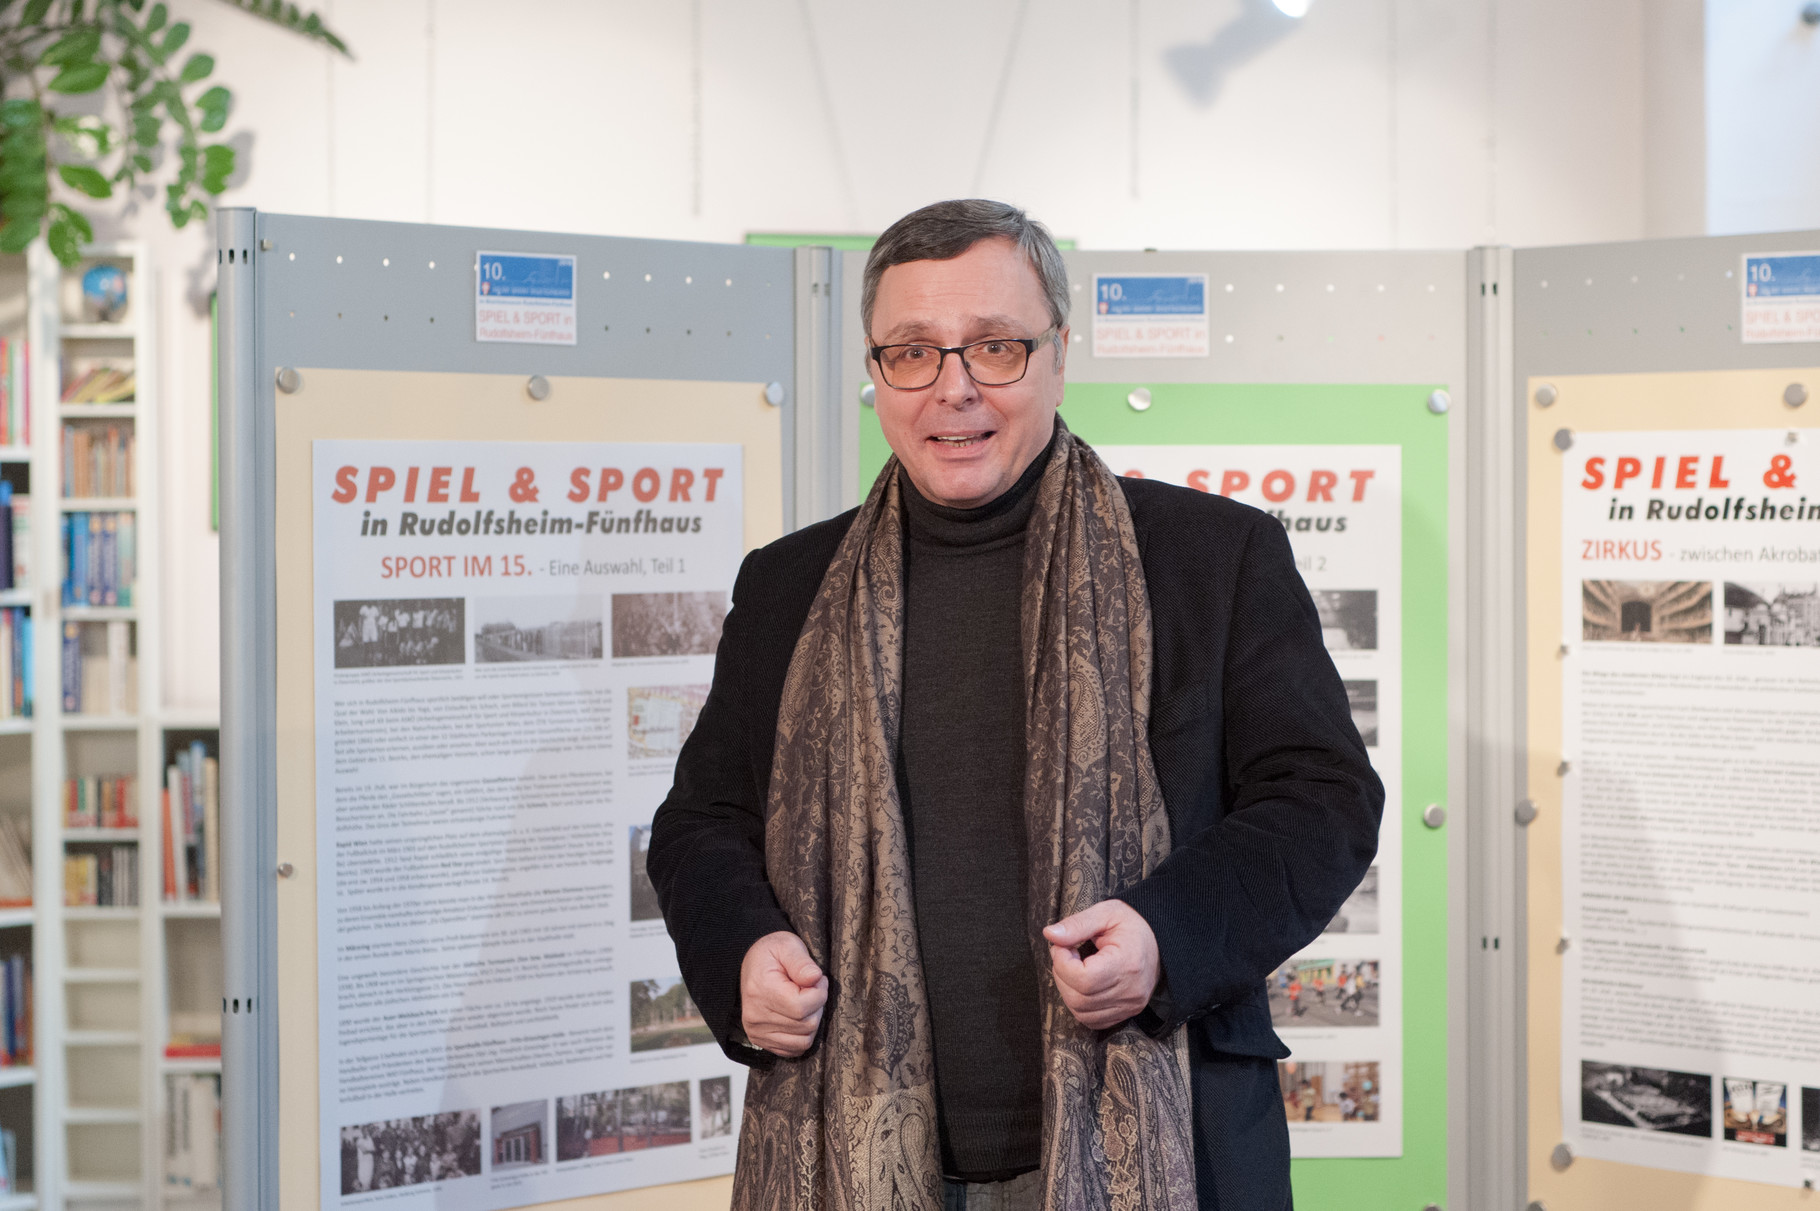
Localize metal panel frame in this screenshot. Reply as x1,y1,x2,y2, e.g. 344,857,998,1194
216,208,838,1209
1509,226,1820,1211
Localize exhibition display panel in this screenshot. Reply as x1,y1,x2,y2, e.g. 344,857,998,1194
216,210,844,1211
1516,230,1820,1210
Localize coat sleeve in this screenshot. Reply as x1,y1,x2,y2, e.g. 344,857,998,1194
1118,512,1384,1032
647,551,794,1067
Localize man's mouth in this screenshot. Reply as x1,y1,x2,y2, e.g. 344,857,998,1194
930,433,991,448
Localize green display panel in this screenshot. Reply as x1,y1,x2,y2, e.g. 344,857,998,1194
860,382,1448,1209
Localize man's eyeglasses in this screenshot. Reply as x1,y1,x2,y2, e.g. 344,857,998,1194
868,329,1054,390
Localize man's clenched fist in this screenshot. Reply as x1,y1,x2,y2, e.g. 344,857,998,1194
1043,899,1161,1030
740,931,828,1056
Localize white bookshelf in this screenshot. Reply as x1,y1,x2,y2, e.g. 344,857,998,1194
1,240,223,1211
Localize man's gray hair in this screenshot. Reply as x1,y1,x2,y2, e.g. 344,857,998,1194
861,199,1070,342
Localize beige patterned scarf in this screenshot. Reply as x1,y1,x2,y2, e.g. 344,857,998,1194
736,423,1198,1211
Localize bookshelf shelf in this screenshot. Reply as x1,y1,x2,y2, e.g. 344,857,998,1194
55,404,134,420
55,716,138,731
0,1190,37,1211
11,242,178,1204
157,1057,218,1076
60,969,136,985
55,501,133,513
56,325,132,342
0,589,27,607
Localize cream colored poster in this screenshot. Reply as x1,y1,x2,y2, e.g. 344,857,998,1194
311,438,747,1209
1557,427,1820,1189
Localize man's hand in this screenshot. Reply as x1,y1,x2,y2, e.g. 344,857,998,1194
740,931,828,1057
1043,899,1161,1030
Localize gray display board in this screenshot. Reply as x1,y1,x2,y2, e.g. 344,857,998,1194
216,209,840,1210
1513,228,1820,1211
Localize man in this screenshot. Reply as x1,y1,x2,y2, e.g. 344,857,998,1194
650,199,1380,1209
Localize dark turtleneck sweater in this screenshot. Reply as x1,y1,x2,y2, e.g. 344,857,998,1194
898,430,1057,1182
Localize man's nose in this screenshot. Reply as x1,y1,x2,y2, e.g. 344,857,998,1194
931,348,979,407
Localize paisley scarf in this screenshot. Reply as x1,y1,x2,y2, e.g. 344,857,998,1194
735,421,1197,1211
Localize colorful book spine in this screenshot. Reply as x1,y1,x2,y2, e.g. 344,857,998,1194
60,622,79,714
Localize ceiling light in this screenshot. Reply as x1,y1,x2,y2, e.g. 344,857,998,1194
1272,0,1311,16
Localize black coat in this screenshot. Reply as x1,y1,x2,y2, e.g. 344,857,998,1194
649,475,1383,1209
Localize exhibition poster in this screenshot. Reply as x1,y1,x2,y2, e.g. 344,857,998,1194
310,438,747,1209
1098,443,1405,1160
1558,427,1820,1187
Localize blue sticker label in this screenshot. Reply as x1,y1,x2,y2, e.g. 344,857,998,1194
478,252,576,301
1094,274,1207,317
1741,251,1820,344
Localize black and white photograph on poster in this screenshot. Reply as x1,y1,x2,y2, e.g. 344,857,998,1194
630,976,712,1052
1580,1063,1713,1137
1581,580,1713,643
555,1083,692,1160
1321,865,1379,936
339,1111,483,1194
1269,959,1379,1028
1344,680,1378,746
1722,582,1820,646
628,825,661,922
1311,590,1377,651
699,1076,732,1139
627,684,709,758
1722,1077,1787,1147
490,1100,548,1170
1804,1087,1820,1152
332,598,465,668
471,595,604,663
611,591,728,658
1278,1061,1381,1124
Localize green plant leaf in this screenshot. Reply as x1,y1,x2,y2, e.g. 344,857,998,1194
132,111,160,146
200,142,234,192
48,62,109,93
197,85,231,132
51,203,93,241
41,27,102,66
0,99,40,128
131,151,152,171
19,0,51,23
0,219,40,254
179,51,213,82
57,163,112,198
161,21,188,55
146,1,166,31
46,214,81,263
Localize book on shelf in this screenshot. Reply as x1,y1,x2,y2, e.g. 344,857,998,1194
167,1009,220,1057
0,1126,16,1194
61,420,134,498
59,360,134,405
62,845,137,907
60,619,135,715
63,774,137,829
0,607,29,720
4,491,24,590
0,482,11,593
165,741,219,902
0,336,27,448
61,509,136,607
165,1073,221,1192
0,815,29,908
0,952,31,1065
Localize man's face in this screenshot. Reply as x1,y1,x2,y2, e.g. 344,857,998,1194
868,237,1067,509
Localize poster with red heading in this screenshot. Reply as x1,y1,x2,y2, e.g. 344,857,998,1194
1558,427,1820,1188
1101,443,1403,1160
311,439,747,1209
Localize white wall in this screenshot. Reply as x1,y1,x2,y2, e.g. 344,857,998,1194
1705,0,1820,236
141,0,1685,709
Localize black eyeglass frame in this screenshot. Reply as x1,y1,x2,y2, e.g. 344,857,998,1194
867,327,1056,390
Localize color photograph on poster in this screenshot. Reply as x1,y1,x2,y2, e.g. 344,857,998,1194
311,439,749,1209
1097,443,1403,1160
1558,426,1820,1190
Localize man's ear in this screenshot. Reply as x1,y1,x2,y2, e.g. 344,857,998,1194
1054,325,1070,374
